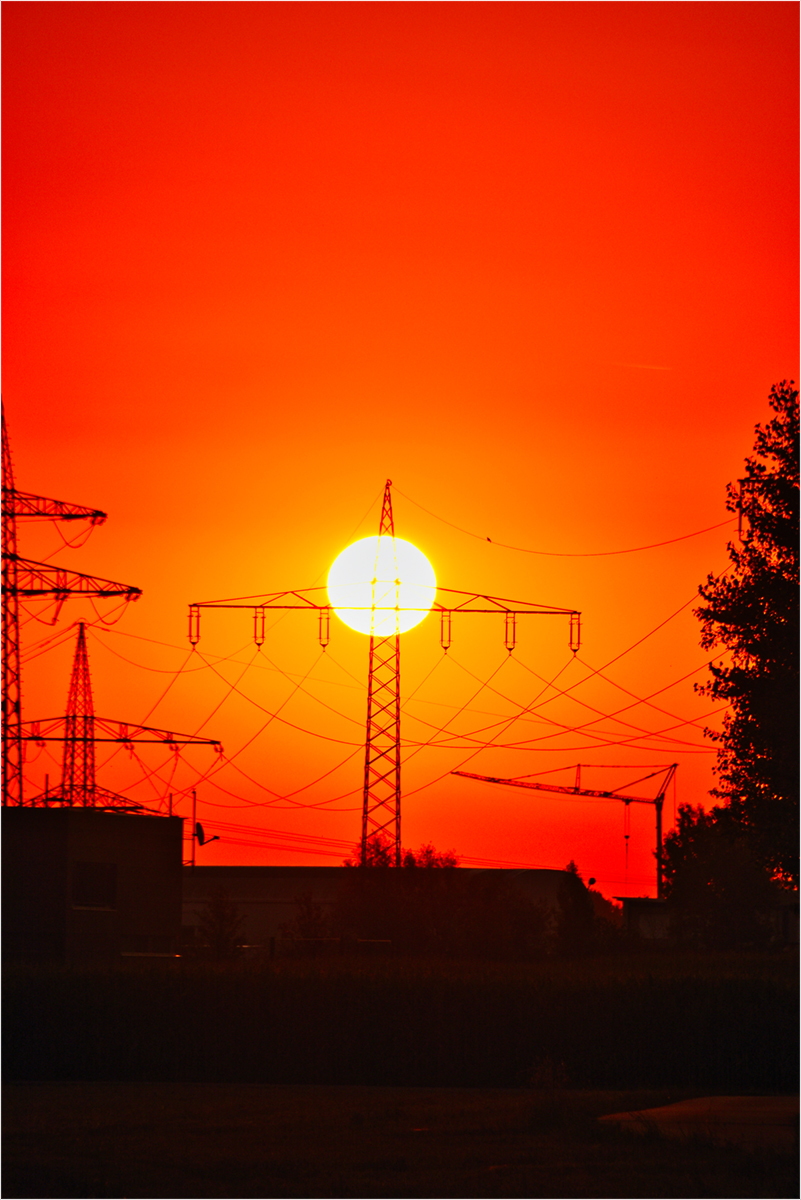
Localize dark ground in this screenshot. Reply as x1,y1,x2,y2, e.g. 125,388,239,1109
3,1082,798,1199
5,953,797,1091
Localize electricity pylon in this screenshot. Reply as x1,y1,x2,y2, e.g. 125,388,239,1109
451,764,678,898
2,412,141,805
362,482,402,862
186,481,582,867
21,621,221,809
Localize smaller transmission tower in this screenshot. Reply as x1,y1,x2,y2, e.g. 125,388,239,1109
24,622,221,809
362,481,402,865
61,622,97,806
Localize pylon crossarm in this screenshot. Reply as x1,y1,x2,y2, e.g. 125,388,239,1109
12,557,142,599
191,587,329,609
4,491,107,524
20,716,221,748
190,586,578,617
433,588,579,616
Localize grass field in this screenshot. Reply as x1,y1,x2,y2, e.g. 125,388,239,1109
4,952,797,1090
3,1082,798,1199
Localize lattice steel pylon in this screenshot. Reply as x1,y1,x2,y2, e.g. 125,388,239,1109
362,481,402,866
2,413,23,806
23,621,222,809
60,621,97,805
186,484,582,868
2,410,140,805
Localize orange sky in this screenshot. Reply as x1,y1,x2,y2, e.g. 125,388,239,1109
4,2,799,897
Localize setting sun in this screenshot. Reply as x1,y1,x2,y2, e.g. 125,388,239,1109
327,535,436,636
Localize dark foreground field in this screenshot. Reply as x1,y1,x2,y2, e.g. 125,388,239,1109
4,952,798,1089
3,1082,798,1199
3,953,797,1197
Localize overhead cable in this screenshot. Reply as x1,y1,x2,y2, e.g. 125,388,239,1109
394,486,735,557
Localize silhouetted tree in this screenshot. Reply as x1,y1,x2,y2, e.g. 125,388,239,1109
196,887,245,960
586,885,624,950
337,836,549,957
695,381,799,885
554,862,596,956
463,871,551,959
338,834,461,952
402,841,460,869
662,803,776,948
280,891,334,940
343,832,398,868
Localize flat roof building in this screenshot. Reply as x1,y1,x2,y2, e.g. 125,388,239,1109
182,864,579,953
2,807,183,962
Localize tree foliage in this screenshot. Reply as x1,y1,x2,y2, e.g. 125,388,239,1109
662,803,777,948
555,863,596,957
196,887,245,959
695,381,799,885
343,834,459,869
279,891,334,941
338,834,550,957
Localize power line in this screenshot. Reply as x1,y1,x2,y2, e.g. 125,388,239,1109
192,649,363,745
441,654,719,752
394,485,735,557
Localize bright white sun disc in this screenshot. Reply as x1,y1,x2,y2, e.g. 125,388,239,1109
327,536,436,635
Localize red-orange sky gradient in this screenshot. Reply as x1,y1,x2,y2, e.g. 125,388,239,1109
4,3,798,897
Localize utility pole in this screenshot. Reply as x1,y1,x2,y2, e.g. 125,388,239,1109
2,413,141,805
452,764,678,898
187,481,582,867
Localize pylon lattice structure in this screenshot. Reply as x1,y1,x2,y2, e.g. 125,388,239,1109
1,416,23,806
362,482,402,864
61,621,97,805
22,621,222,810
186,480,582,868
2,412,141,805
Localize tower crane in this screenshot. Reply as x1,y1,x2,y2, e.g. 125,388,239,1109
452,764,678,898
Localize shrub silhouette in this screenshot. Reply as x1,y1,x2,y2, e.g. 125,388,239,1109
195,887,245,960
663,803,778,949
554,862,596,957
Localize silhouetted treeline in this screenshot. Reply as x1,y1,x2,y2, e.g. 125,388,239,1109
191,874,615,965
273,840,611,959
335,857,551,959
663,803,785,950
